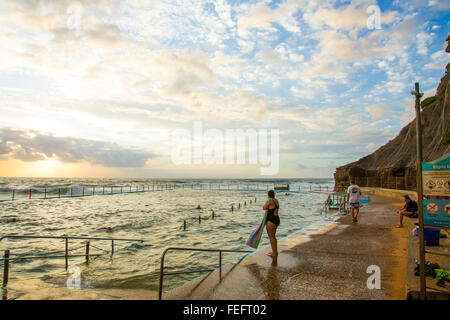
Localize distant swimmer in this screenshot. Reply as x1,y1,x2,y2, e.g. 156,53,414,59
5,218,17,223
196,205,202,209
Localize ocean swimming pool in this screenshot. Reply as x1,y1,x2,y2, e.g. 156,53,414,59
0,178,334,293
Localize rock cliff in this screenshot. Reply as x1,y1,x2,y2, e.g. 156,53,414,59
334,62,450,192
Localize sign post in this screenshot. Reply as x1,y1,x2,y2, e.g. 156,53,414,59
412,82,426,300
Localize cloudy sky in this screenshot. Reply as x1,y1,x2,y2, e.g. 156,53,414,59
0,0,449,178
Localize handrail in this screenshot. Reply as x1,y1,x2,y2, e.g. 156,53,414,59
0,235,143,242
158,246,253,300
0,253,104,262
0,235,143,286
0,183,331,202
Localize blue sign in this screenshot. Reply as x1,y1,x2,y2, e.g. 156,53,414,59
421,153,450,197
421,153,450,171
423,199,450,228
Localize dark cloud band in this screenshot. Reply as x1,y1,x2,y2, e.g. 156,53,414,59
0,127,156,168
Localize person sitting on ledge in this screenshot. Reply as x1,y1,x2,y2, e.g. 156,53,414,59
396,195,418,228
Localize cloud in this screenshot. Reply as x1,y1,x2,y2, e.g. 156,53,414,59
424,50,449,70
365,104,391,121
236,0,303,37
0,127,157,167
416,31,433,55
304,2,397,35
0,0,448,178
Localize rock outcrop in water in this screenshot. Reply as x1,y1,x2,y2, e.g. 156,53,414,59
334,61,450,192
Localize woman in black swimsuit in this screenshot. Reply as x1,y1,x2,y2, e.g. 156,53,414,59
263,190,280,257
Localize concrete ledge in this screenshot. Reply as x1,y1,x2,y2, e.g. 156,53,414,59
405,219,450,300
362,187,418,201
166,196,410,300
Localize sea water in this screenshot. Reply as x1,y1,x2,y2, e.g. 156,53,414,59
0,178,333,293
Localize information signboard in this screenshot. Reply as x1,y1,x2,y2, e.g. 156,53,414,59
422,153,450,197
423,199,450,227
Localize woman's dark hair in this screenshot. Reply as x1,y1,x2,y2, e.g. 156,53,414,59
268,190,275,198
403,195,410,200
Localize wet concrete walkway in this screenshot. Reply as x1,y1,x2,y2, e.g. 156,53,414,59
167,196,409,300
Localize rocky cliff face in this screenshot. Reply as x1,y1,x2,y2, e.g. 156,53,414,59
334,63,450,192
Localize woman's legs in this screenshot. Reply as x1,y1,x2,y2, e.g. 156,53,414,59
266,221,278,256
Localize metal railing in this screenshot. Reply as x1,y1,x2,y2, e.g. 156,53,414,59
0,184,176,202
0,235,143,286
158,247,253,300
0,183,332,202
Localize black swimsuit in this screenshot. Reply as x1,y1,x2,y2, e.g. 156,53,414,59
267,200,280,226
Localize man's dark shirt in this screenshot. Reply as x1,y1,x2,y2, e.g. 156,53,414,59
404,199,418,212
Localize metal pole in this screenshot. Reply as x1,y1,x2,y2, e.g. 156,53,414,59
183,220,186,231
93,186,95,196
111,240,114,256
85,241,90,263
159,252,166,300
219,251,222,280
29,189,32,199
12,190,14,201
71,188,73,197
82,187,84,197
65,238,69,270
3,250,10,286
412,82,426,300
58,188,61,198
44,188,47,199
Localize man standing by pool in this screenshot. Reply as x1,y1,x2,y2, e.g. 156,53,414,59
347,180,361,223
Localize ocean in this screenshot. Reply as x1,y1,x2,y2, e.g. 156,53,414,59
0,178,334,294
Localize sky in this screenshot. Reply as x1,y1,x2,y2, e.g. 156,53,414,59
0,0,449,179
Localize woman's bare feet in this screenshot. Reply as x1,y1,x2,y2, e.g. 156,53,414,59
395,224,403,228
266,252,278,257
